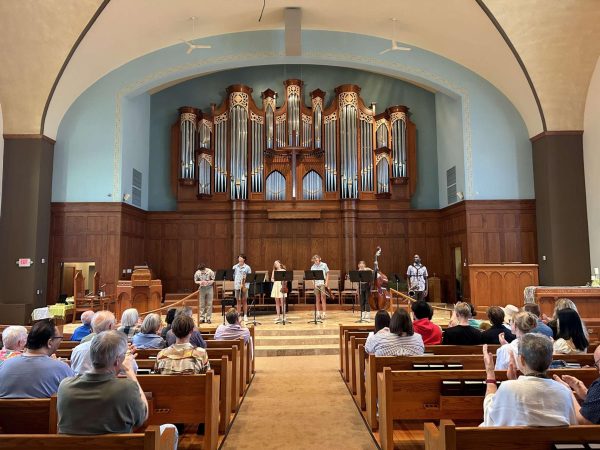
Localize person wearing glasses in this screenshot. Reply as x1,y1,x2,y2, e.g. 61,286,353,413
0,318,74,398
553,344,600,424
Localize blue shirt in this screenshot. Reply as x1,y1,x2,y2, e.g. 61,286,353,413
532,320,553,338
70,323,92,341
0,355,74,398
131,333,166,349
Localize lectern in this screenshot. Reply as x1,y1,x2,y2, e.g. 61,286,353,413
116,266,162,319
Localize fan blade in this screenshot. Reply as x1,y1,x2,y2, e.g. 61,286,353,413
194,45,212,49
186,47,193,54
379,48,391,55
394,46,411,51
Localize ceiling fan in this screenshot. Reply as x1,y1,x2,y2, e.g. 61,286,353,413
380,18,411,55
181,16,211,54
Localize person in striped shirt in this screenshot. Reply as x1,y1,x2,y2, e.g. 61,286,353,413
364,308,424,356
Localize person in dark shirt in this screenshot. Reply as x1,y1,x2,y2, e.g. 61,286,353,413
166,307,206,349
442,302,483,345
161,308,177,340
482,306,516,344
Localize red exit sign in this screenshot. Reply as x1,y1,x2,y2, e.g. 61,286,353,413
17,258,33,268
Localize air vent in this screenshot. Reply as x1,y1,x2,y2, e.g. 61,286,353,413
132,169,142,207
447,166,457,204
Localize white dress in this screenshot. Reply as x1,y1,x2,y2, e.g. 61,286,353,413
271,270,284,299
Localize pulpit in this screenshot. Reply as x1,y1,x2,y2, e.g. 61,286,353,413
116,267,162,319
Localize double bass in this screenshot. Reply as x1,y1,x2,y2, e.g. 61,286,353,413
368,246,391,311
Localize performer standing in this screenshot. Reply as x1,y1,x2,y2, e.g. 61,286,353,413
194,263,215,323
271,260,287,323
233,255,252,322
358,260,373,321
406,254,428,301
311,255,330,320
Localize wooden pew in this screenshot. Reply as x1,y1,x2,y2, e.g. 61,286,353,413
205,339,248,397
339,324,373,375
0,396,57,434
378,368,599,450
424,420,600,450
137,373,219,450
342,330,371,381
0,425,174,450
347,336,367,394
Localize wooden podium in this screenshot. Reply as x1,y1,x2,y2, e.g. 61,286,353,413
469,263,539,308
116,267,162,319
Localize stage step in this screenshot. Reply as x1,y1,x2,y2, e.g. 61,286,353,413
255,335,339,346
255,344,339,357
255,327,338,337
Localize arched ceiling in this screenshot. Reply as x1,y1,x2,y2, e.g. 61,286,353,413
0,0,598,138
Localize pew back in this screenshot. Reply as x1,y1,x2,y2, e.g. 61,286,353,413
0,396,57,434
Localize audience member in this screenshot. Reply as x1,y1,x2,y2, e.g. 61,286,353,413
411,301,442,344
161,308,177,340
215,308,252,345
364,308,424,356
553,308,588,354
0,319,74,398
522,303,553,338
544,298,586,338
553,345,600,424
442,302,483,345
70,310,94,341
365,310,391,346
495,311,537,369
482,306,516,344
166,307,207,349
118,308,142,342
70,311,117,374
502,304,519,328
132,313,166,349
0,325,27,364
155,315,210,375
466,303,482,329
57,330,178,449
482,334,576,426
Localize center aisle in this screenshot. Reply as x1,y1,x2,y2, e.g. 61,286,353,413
221,354,377,450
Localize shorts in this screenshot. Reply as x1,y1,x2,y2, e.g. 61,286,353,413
235,289,247,300
314,285,326,296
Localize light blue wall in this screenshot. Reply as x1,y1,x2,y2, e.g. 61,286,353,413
122,94,150,209
149,65,437,211
53,29,534,209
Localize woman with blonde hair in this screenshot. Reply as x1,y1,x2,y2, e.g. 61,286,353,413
544,298,587,339
495,311,538,370
271,260,287,323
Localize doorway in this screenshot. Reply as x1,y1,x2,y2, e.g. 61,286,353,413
451,246,463,303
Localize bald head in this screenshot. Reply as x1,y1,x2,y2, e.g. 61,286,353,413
91,311,116,333
80,310,94,325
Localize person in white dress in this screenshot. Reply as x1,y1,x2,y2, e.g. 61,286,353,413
310,255,329,320
271,260,287,323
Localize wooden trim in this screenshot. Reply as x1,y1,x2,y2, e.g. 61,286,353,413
3,134,56,145
530,130,584,143
40,0,112,134
476,0,547,132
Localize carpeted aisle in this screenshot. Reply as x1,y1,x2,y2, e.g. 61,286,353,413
221,355,377,450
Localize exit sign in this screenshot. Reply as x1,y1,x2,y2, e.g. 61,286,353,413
17,258,33,268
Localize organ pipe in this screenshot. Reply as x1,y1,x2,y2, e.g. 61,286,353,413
179,110,197,180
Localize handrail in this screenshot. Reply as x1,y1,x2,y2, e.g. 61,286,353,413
139,290,199,317
389,288,454,313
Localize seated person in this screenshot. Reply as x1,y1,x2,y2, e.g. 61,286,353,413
466,303,482,329
522,303,553,338
553,345,600,424
364,308,424,356
482,333,577,426
482,306,516,344
215,308,252,345
71,311,117,374
411,301,442,345
0,325,28,364
0,319,74,398
553,308,588,354
442,302,483,345
166,307,206,349
70,310,94,341
57,330,178,449
543,298,588,339
117,308,142,343
155,315,210,375
366,310,391,341
132,313,166,349
495,311,537,369
161,308,177,340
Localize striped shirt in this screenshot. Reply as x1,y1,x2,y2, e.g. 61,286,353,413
364,328,425,356
155,343,210,375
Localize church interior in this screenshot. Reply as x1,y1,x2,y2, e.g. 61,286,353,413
1,0,600,449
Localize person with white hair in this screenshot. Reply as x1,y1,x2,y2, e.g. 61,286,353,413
117,308,141,342
132,314,165,349
0,326,28,364
71,311,117,375
57,330,178,449
70,310,94,342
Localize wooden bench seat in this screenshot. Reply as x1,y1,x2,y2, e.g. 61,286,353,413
425,420,600,450
378,368,600,450
0,425,174,450
0,396,57,434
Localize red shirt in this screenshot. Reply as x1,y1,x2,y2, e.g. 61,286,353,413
412,318,442,345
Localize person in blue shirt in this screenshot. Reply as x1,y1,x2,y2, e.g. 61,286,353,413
132,313,165,349
523,303,554,338
70,310,94,341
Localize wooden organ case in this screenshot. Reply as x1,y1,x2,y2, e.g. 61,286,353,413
171,79,417,206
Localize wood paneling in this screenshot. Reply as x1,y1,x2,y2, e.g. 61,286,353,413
469,263,539,308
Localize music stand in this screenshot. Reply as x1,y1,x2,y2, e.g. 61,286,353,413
349,270,373,323
274,271,293,325
245,273,262,326
305,270,325,324
215,269,235,325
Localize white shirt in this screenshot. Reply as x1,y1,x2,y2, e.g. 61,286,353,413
406,264,428,291
364,328,424,357
482,376,577,427
71,339,138,375
310,262,329,287
232,264,251,290
495,339,520,370
554,338,586,355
